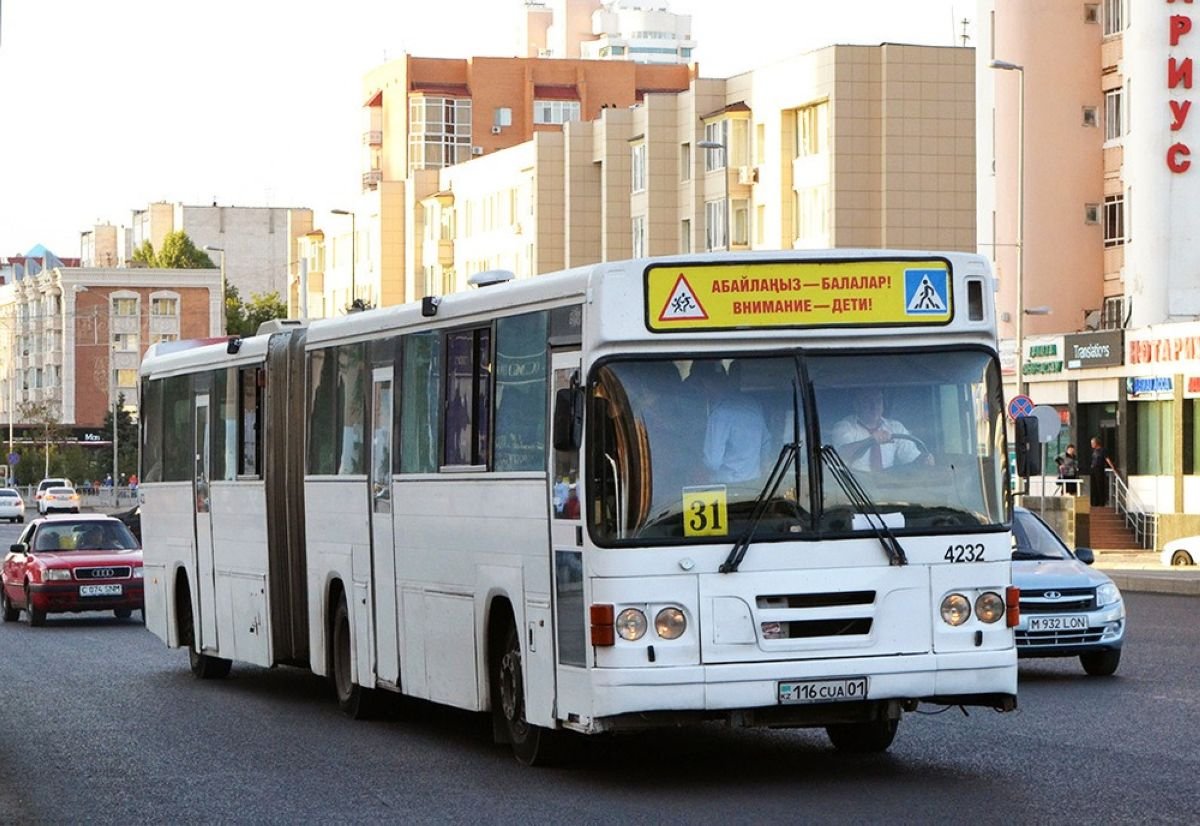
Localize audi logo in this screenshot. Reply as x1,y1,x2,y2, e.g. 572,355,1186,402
93,568,115,579
1044,590,1062,600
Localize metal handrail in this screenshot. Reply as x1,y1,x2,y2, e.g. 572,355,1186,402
1107,469,1157,550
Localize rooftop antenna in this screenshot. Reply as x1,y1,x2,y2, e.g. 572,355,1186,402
959,17,971,47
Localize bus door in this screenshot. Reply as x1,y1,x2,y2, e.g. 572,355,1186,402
368,368,400,686
548,351,586,711
193,393,219,652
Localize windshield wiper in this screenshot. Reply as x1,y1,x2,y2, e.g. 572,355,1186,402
819,445,908,567
720,442,800,574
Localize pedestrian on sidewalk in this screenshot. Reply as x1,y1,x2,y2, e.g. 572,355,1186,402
1090,436,1116,507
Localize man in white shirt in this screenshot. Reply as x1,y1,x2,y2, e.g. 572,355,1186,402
830,389,930,472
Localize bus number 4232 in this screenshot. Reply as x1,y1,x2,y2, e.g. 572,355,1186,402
944,543,985,563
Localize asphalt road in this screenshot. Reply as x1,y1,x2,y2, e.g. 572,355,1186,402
0,521,1197,823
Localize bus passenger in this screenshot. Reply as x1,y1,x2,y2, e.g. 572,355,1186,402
700,361,769,488
831,388,931,472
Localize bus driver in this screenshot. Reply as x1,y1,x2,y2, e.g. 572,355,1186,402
831,388,931,472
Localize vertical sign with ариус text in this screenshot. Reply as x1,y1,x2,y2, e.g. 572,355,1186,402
645,259,953,332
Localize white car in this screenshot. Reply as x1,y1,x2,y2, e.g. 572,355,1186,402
33,478,72,514
38,487,80,515
0,488,25,523
1161,535,1199,566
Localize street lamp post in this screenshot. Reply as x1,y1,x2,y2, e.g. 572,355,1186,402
203,245,227,335
991,59,1026,396
331,209,357,308
697,140,730,250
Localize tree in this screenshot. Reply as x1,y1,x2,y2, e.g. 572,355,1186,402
225,283,287,337
156,231,215,269
100,394,139,483
131,240,156,266
17,400,68,482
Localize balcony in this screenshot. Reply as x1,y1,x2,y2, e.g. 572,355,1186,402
362,169,383,190
363,130,383,146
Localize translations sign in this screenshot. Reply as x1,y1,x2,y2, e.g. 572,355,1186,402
644,259,953,332
1064,330,1124,369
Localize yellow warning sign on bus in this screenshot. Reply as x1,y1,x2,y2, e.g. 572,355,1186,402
645,259,953,331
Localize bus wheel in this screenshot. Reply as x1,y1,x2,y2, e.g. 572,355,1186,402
493,621,561,766
331,593,377,719
825,718,899,753
179,587,231,679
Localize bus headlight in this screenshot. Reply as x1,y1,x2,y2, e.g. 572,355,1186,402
615,608,647,641
654,607,687,640
940,593,971,626
975,592,1005,623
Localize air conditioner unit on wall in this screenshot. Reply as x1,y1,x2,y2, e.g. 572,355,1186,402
491,126,502,135
471,146,484,156
738,166,758,185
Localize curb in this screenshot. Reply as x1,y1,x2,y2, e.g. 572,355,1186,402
1103,570,1200,596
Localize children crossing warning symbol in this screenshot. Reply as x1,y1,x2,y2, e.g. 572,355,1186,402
903,268,949,315
657,273,709,322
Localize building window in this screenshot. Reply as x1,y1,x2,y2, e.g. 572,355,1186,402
793,186,829,243
680,142,691,181
705,200,727,251
631,143,647,193
1103,195,1124,248
1103,0,1123,36
795,102,828,157
1134,402,1173,475
703,121,728,171
116,369,139,390
112,298,137,316
1105,88,1123,141
1102,295,1125,330
494,107,512,127
632,215,646,258
409,96,473,170
1082,106,1098,128
680,218,691,254
150,333,178,346
732,199,749,246
113,333,140,352
150,297,178,316
533,99,580,125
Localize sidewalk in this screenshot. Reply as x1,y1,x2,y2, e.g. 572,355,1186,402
1094,549,1200,596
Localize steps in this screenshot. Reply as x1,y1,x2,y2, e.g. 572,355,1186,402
1088,505,1140,550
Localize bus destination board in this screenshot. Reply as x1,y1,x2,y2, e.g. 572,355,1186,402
645,259,953,332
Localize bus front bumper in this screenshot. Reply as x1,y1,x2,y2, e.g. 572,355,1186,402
584,649,1016,729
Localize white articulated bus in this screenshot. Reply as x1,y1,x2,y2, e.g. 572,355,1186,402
139,250,1017,764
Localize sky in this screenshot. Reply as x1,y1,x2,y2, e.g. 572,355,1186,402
0,0,972,259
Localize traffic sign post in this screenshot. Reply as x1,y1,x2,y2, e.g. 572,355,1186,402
1007,394,1034,421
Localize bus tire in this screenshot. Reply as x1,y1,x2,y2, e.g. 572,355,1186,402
331,592,378,719
178,580,231,680
492,619,563,766
825,718,899,753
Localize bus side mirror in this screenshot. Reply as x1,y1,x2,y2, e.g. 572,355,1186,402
1015,416,1040,478
552,387,584,452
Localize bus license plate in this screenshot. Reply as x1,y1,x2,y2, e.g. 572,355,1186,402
1028,615,1088,632
778,677,869,705
79,584,122,597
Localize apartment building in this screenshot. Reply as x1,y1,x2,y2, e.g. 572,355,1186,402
414,43,975,296
129,202,313,299
980,0,1200,530
521,0,696,64
0,266,221,437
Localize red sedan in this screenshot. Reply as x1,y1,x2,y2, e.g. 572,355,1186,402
1,514,143,626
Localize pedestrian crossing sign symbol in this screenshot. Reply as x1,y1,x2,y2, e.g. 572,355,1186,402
903,268,949,315
658,273,709,322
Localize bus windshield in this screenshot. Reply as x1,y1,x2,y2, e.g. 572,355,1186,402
588,349,1006,545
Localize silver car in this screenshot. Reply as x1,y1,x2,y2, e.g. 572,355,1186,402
1012,507,1125,676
